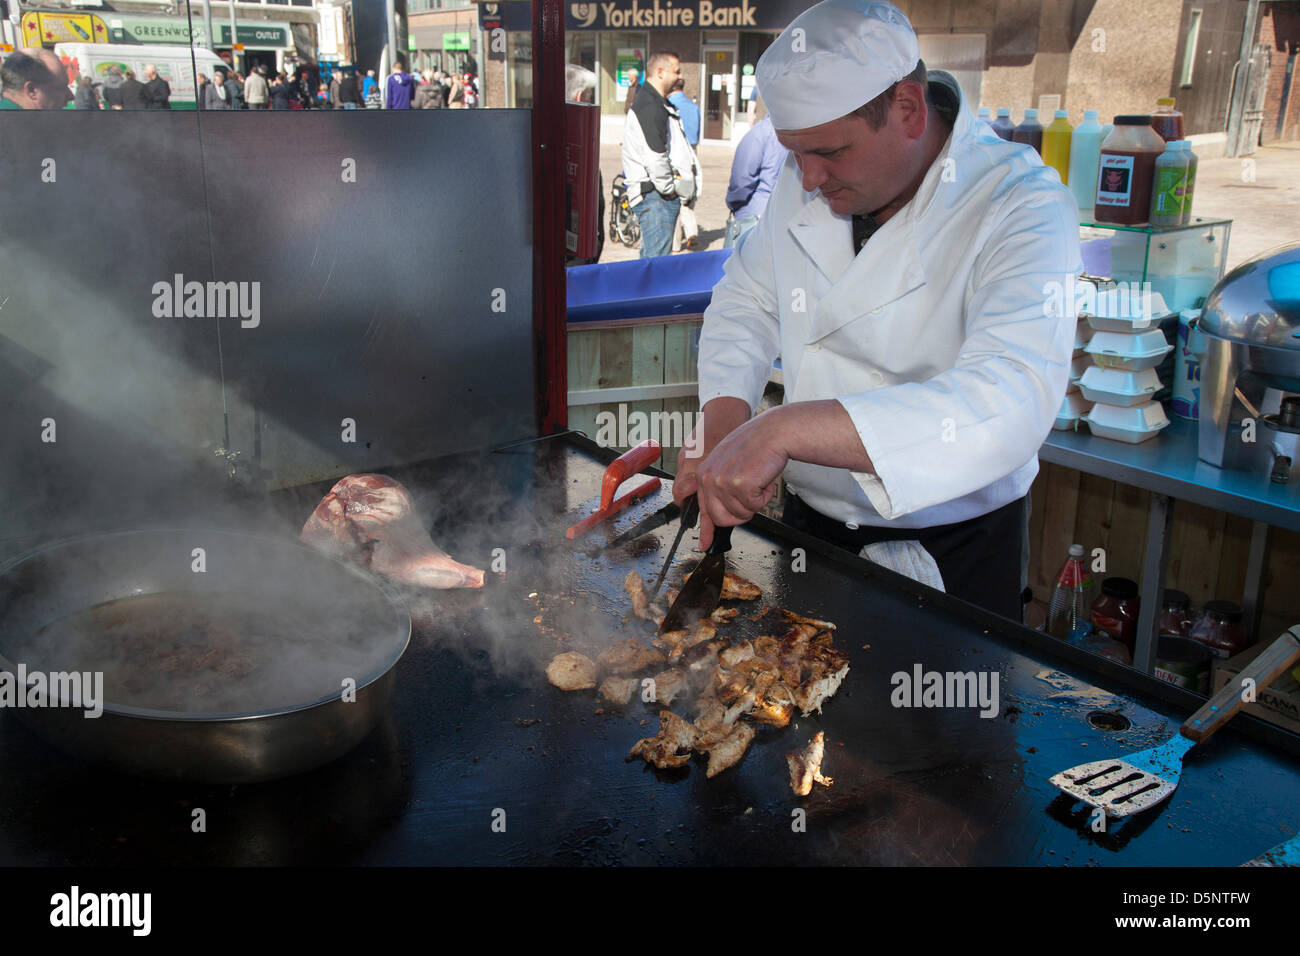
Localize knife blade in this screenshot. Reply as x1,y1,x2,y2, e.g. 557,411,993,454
586,501,682,556
658,525,732,634
648,495,698,601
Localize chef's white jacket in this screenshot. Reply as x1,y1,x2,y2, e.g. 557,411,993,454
698,89,1082,530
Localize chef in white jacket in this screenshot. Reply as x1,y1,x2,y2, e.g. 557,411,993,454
674,0,1081,619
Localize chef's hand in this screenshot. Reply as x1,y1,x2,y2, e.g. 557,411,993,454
673,397,750,506
692,410,789,550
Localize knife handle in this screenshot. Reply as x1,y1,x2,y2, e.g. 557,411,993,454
709,525,733,555
600,440,661,510
1181,629,1300,743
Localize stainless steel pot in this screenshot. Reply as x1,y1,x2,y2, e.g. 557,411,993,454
0,529,410,783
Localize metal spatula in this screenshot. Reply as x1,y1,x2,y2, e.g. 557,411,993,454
1050,628,1300,818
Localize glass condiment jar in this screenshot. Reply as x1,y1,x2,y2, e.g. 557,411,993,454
1188,600,1246,659
1090,577,1140,651
1158,588,1192,637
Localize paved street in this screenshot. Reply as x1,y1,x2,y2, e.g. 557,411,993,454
597,132,1300,270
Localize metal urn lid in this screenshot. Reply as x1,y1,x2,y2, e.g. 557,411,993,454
1199,240,1300,347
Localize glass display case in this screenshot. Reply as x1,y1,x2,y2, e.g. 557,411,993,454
1079,217,1232,313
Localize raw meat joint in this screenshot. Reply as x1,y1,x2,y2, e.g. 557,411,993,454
301,474,485,589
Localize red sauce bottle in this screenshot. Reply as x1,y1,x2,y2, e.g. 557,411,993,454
1094,116,1167,226
1011,108,1044,155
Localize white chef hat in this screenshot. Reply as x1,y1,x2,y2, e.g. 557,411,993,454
757,0,921,131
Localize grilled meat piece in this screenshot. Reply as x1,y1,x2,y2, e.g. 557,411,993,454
721,572,762,601
711,606,740,622
546,652,598,691
776,608,836,631
597,638,665,676
787,731,833,796
703,723,755,778
301,474,485,588
647,668,688,707
625,571,666,626
599,676,639,706
666,619,717,664
718,640,755,669
791,644,850,715
629,711,696,769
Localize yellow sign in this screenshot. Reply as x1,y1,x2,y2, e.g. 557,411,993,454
21,12,110,47
234,43,245,51
0,44,13,53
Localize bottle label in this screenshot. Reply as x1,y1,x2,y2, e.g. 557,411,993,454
1096,154,1135,208
1153,166,1186,215
1091,611,1122,641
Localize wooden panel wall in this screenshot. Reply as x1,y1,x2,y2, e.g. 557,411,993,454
567,320,702,473
1029,460,1300,643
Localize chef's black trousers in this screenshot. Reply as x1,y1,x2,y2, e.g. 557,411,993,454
781,494,1028,622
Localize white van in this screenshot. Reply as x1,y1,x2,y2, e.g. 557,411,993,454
53,43,227,109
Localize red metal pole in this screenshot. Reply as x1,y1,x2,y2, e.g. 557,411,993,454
533,0,567,435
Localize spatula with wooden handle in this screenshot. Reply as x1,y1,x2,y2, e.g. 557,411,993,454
1050,628,1300,818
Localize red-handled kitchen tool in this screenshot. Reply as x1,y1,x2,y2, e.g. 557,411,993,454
1050,627,1300,818
565,440,663,539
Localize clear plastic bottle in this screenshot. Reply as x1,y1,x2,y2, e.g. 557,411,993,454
990,107,1015,141
1150,97,1184,142
1179,140,1199,224
1041,109,1073,184
1068,109,1105,219
1149,138,1189,227
1046,544,1090,640
1012,108,1045,155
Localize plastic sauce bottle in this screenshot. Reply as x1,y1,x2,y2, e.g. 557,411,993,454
1041,109,1073,184
990,107,1015,141
1151,96,1185,142
1069,110,1105,220
1149,138,1189,227
977,106,991,124
1012,108,1045,155
1094,115,1167,225
1046,544,1090,641
1180,140,1199,224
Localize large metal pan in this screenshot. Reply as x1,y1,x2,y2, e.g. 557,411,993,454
0,529,410,784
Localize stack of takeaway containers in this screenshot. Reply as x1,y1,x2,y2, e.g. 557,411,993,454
1077,286,1176,443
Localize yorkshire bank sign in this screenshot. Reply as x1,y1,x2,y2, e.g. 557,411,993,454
574,0,757,28
479,0,811,31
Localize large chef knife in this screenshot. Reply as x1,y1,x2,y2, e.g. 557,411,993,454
658,524,733,634
588,500,683,555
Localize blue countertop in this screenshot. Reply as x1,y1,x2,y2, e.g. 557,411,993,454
1040,417,1300,532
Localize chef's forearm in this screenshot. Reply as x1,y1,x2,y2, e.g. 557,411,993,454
765,400,874,473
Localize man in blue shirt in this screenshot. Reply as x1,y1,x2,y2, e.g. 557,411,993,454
668,77,702,249
723,101,788,248
668,80,700,146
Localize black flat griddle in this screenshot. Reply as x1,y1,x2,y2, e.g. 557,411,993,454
1,437,1298,866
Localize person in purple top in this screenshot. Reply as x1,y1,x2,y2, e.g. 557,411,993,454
386,59,415,109
724,101,789,248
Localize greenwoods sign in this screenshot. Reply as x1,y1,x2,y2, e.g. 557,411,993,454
107,16,290,48
477,0,813,31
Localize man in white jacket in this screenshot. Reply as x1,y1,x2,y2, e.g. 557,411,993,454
674,0,1081,618
622,51,696,258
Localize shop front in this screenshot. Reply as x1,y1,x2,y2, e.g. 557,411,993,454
409,8,480,77
480,0,808,139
